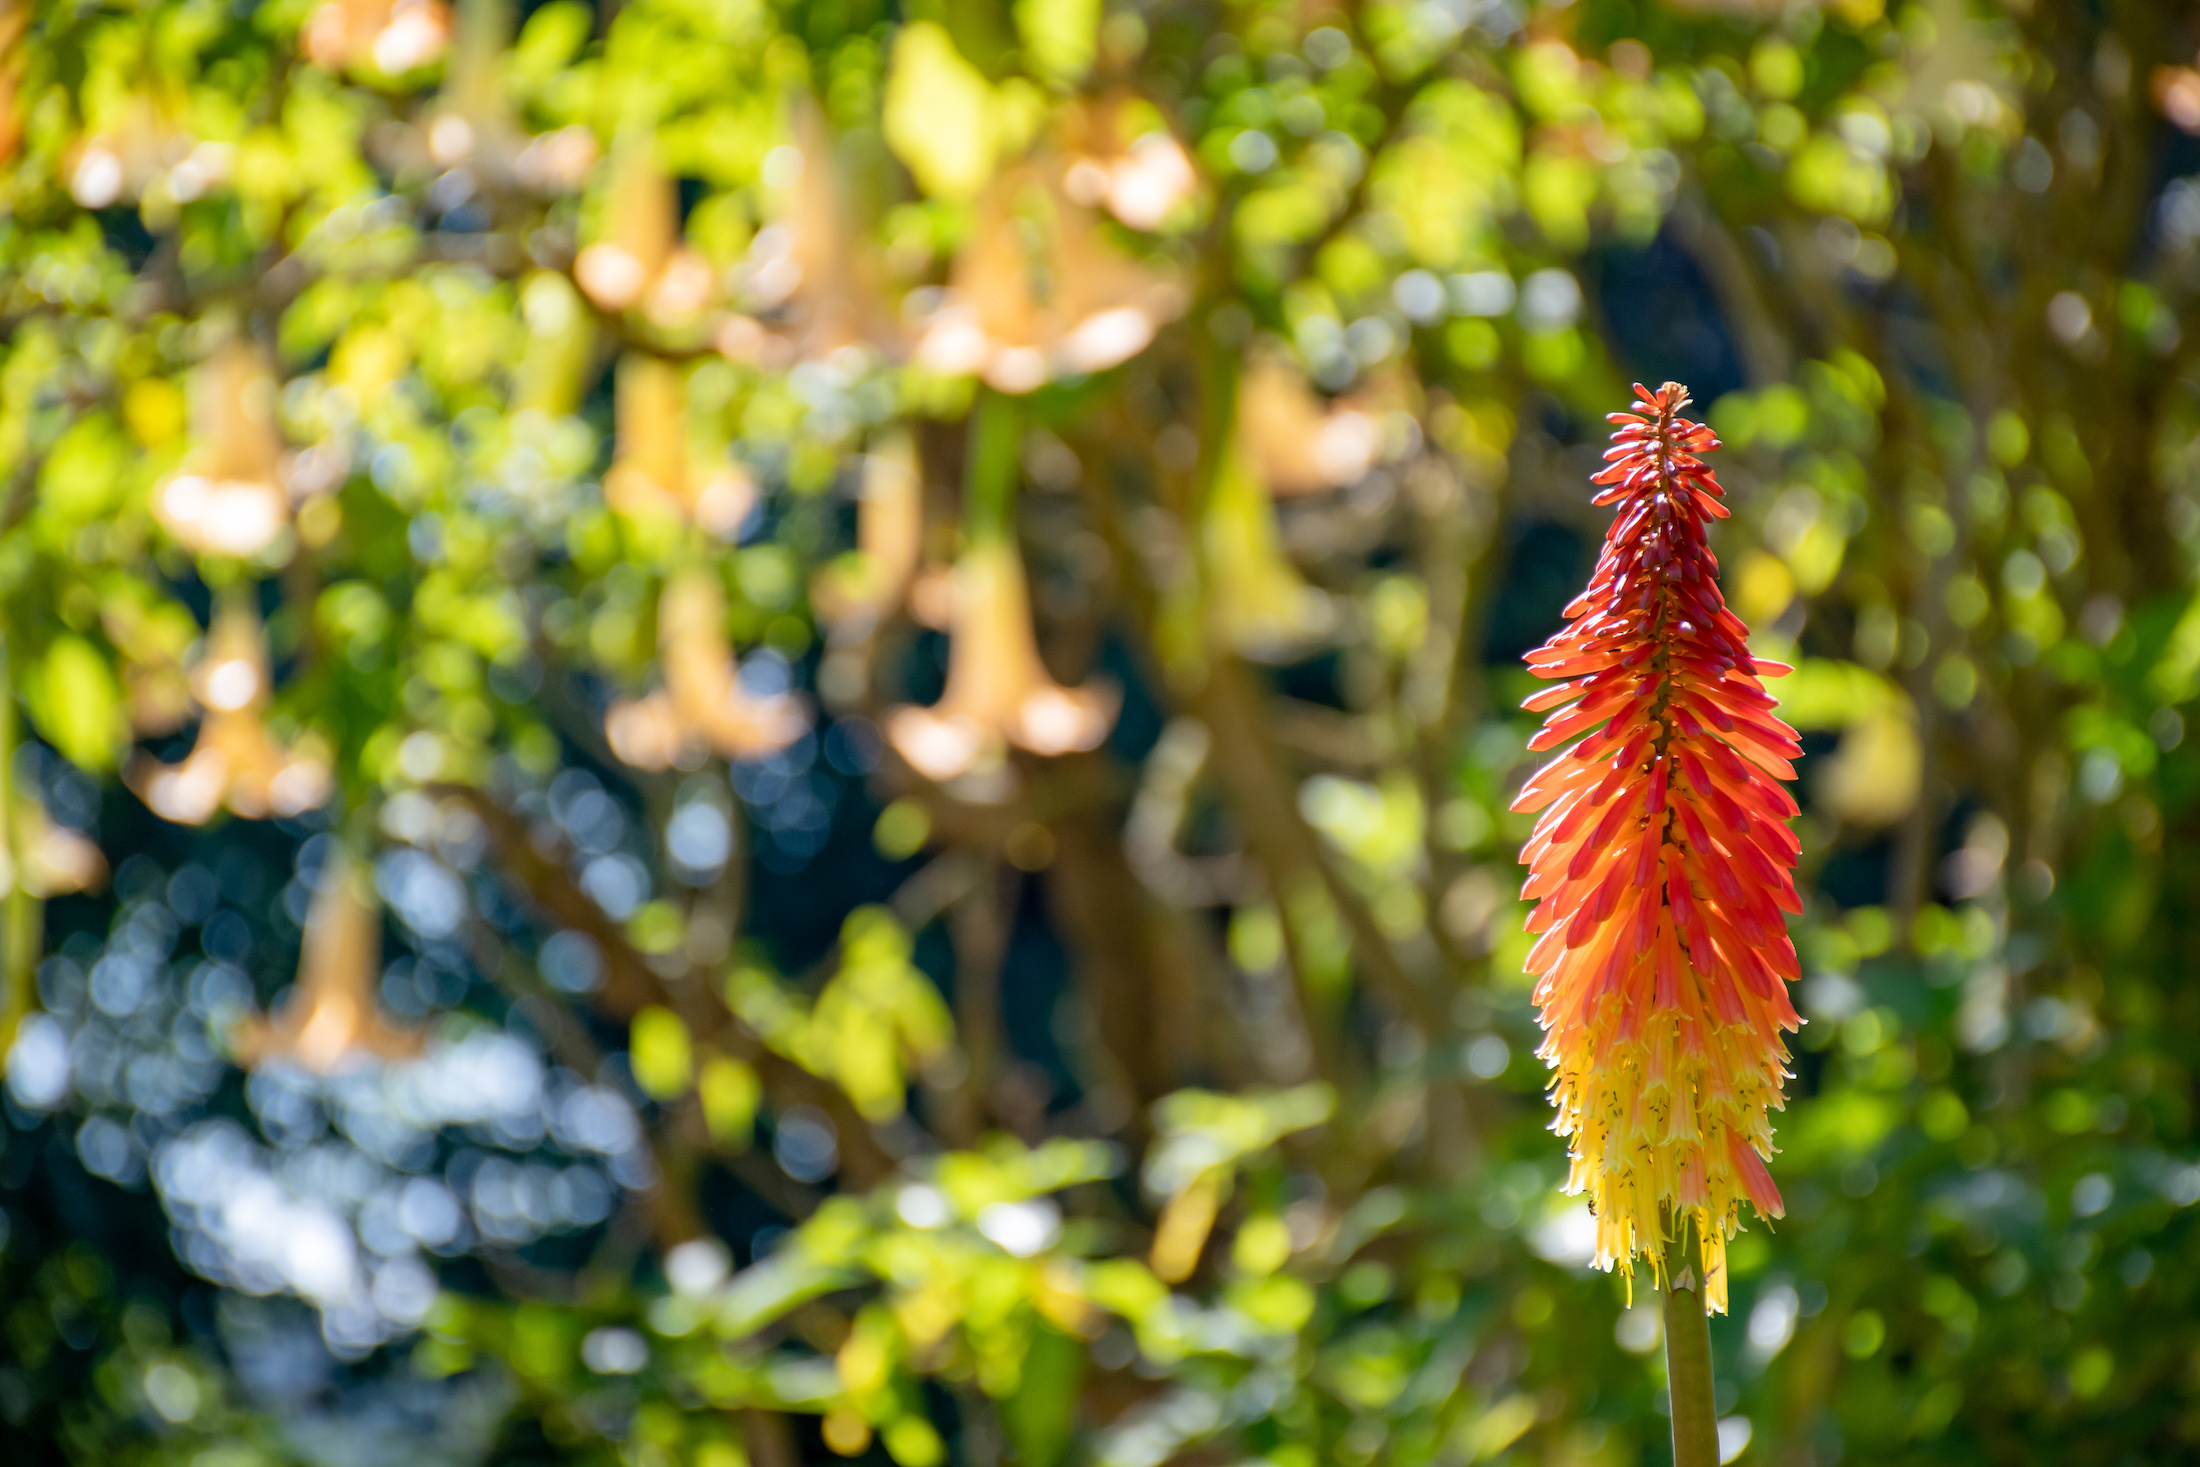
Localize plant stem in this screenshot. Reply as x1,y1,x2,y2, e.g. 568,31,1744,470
963,387,1022,544
1663,1212,1721,1467
0,626,33,1050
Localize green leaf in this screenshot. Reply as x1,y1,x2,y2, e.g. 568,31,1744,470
1012,0,1100,86
698,1055,760,1147
1773,659,1903,730
510,2,593,90
37,415,133,524
884,23,1000,200
28,635,125,772
630,1005,693,1099
999,1324,1082,1458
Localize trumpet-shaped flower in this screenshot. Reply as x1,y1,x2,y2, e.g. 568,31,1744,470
303,0,450,76
66,89,211,211
573,134,718,325
813,430,925,638
0,794,105,899
421,0,520,169
606,569,809,771
885,540,1116,782
732,105,903,364
603,355,755,537
1513,383,1802,1312
1061,97,1200,232
1237,363,1383,496
130,597,333,825
1203,438,1333,661
238,854,420,1073
153,341,291,561
915,166,1185,394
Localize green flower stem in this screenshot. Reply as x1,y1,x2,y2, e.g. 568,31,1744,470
963,387,1023,545
1190,302,1241,520
0,628,33,1049
1664,1212,1721,1467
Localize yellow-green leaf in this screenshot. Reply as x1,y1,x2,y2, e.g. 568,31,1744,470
630,1006,693,1099
884,23,1000,200
699,1054,761,1147
38,415,133,523
29,635,125,772
1013,0,1100,85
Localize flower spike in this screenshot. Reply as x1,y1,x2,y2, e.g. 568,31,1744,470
1514,382,1802,1313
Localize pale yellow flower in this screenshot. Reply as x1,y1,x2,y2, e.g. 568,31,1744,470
603,355,756,538
733,104,904,364
303,0,450,74
573,134,718,326
153,341,291,561
886,540,1115,781
606,569,809,771
0,795,105,899
238,855,420,1073
129,598,332,825
1203,439,1333,661
1060,96,1199,232
812,431,924,637
1236,362,1384,496
915,166,1185,394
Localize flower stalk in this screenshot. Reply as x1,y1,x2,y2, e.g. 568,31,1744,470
1663,1210,1720,1467
884,390,1115,780
0,626,29,1048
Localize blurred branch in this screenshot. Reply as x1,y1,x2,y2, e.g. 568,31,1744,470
1122,718,1254,909
889,848,988,933
1403,451,1496,985
742,1409,800,1467
1667,193,1790,389
943,858,1012,1145
1044,787,1237,1113
434,781,901,1190
1194,654,1446,1036
1269,698,1396,772
0,628,32,1049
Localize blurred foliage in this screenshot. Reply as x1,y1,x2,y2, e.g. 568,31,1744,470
1,0,2199,1465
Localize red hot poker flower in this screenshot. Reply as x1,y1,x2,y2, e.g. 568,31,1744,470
1512,382,1803,1312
